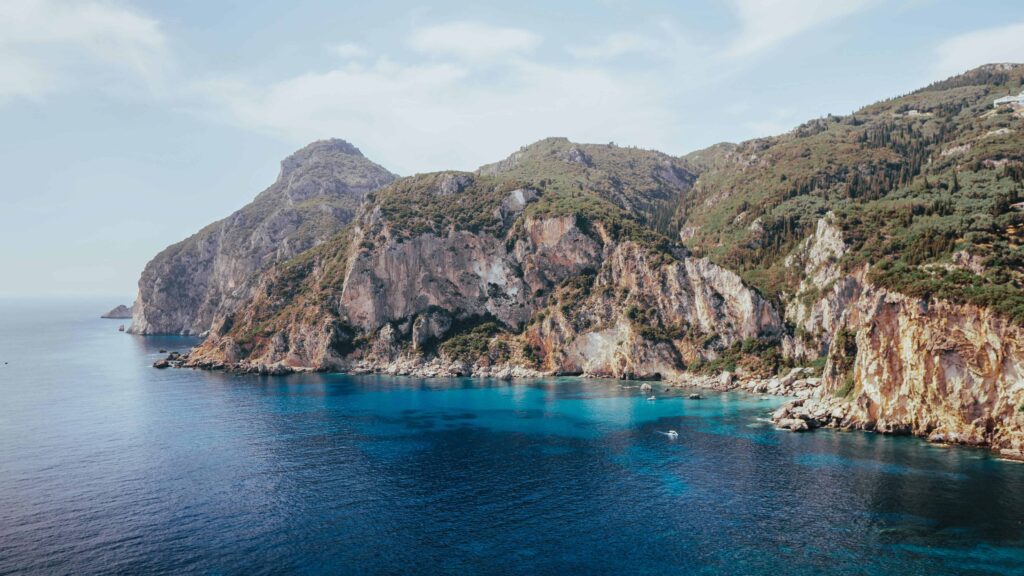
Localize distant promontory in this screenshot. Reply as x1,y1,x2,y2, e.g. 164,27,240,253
101,304,133,319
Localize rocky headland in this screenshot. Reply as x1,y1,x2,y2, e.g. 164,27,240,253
129,139,395,336
101,304,133,319
134,65,1024,456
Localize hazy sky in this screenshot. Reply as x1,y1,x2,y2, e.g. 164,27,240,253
2,0,1024,298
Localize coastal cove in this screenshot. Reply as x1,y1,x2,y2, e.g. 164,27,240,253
3,298,1024,575
7,1,1024,572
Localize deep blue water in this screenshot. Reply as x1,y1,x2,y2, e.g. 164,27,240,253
2,299,1024,575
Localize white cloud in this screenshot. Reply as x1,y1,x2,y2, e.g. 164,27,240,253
933,21,1024,78
0,0,167,100
194,55,676,174
726,0,872,58
327,42,368,59
568,32,659,59
409,21,540,62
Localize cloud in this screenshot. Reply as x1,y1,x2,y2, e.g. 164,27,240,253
0,0,167,100
194,54,676,174
327,42,368,59
568,32,659,59
726,0,872,58
933,21,1024,78
409,21,541,62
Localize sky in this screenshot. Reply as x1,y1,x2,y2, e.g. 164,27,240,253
2,0,1024,299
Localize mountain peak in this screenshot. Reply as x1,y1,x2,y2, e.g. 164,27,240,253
914,63,1024,94
972,62,1023,73
279,138,365,179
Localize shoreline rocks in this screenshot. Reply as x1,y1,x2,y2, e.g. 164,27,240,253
153,351,189,370
662,366,822,397
168,350,1022,459
767,392,1024,462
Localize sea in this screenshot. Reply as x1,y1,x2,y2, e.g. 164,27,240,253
2,297,1024,575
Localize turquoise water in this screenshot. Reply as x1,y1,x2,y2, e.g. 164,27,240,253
2,298,1024,574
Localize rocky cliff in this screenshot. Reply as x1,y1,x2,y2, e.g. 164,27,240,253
187,140,783,378
834,284,1024,451
147,65,1024,453
679,64,1024,451
129,139,395,335
770,213,1024,453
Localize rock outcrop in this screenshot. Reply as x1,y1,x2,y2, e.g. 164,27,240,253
818,283,1024,450
185,141,784,378
129,139,395,335
187,202,781,378
525,242,780,380
772,213,1024,452
781,213,862,360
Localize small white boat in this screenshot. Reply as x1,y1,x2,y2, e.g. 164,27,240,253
657,430,679,439
647,395,656,401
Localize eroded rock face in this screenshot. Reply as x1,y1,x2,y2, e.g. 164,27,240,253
516,215,602,295
130,139,395,335
338,226,533,334
777,214,1024,450
527,243,781,380
783,213,864,359
188,205,782,381
412,310,452,351
829,288,1024,449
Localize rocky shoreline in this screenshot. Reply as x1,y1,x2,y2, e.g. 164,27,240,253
157,348,1024,461
176,346,822,395
768,395,1024,462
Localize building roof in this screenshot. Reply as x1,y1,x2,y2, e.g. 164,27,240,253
994,90,1024,105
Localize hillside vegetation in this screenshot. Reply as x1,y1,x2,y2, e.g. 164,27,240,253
680,64,1024,321
193,64,1024,376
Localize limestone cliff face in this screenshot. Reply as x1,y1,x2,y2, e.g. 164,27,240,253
822,282,1024,450
782,213,864,359
528,243,780,379
156,135,1024,454
338,214,534,335
129,139,395,335
779,215,1024,450
187,161,781,378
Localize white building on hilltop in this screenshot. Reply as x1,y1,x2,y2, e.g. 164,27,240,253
993,90,1024,107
